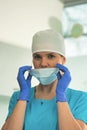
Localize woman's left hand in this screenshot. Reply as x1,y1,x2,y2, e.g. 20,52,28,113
56,64,71,102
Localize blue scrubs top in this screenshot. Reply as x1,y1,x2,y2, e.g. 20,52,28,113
7,88,87,130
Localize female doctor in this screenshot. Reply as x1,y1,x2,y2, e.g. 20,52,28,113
2,29,87,130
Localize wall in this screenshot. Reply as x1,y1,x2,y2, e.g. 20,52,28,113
0,1,63,127
66,55,87,91
0,96,10,129
0,42,32,96
0,0,63,95
0,0,63,48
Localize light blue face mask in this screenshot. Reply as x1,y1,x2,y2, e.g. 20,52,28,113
30,68,59,85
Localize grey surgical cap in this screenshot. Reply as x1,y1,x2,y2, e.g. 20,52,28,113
32,29,66,57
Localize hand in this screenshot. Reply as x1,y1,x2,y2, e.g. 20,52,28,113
17,66,32,101
56,64,71,102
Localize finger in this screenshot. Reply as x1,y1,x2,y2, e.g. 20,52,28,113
57,72,62,80
56,64,69,73
56,63,71,79
18,66,32,75
27,73,32,80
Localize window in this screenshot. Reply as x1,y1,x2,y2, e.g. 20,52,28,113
63,4,87,57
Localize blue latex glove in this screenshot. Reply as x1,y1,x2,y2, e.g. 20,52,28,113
56,64,71,102
17,66,32,101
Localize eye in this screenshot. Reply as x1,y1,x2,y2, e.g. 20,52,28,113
48,54,55,59
33,54,41,60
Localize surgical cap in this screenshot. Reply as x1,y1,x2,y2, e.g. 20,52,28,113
32,29,66,57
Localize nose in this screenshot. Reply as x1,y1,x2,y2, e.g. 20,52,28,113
40,57,48,68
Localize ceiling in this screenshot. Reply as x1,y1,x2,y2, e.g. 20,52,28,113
60,0,87,7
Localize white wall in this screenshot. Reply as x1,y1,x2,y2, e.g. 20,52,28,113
0,42,32,96
66,55,87,91
0,1,63,127
0,43,32,129
0,0,63,96
0,0,63,48
0,96,10,129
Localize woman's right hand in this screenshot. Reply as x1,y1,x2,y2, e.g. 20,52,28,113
17,66,32,101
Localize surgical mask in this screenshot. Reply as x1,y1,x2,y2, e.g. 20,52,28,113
30,68,59,85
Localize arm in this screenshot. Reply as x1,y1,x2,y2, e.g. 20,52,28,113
56,64,86,130
57,102,82,130
1,66,32,130
2,101,27,130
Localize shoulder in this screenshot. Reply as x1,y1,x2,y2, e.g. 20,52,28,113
66,88,87,98
67,88,87,124
10,91,19,101
66,88,87,108
10,87,35,101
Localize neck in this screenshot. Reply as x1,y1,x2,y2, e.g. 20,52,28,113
38,82,56,93
35,79,57,99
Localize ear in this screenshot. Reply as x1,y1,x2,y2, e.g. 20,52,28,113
62,56,66,65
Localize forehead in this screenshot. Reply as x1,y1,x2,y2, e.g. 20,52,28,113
33,51,58,55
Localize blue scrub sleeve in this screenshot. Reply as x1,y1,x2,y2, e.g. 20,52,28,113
6,91,19,119
72,91,87,124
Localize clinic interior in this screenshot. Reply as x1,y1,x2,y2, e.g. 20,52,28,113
0,0,87,128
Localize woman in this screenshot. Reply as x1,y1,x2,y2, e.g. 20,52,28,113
2,29,87,130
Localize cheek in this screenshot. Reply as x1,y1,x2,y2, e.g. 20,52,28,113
33,60,40,68
56,59,62,64
54,59,63,65
56,56,65,65
57,60,63,64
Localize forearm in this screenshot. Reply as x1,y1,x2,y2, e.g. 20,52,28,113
2,100,27,130
57,102,82,130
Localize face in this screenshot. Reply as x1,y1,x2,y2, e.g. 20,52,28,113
32,51,66,69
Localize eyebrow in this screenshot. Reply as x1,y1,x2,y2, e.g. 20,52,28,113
33,52,56,55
